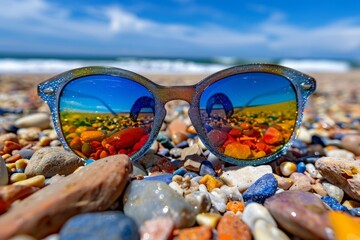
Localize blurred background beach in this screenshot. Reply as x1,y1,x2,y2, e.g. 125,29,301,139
0,0,359,99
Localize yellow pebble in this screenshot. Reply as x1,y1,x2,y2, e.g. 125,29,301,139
199,174,223,192
279,161,297,177
328,211,360,240
196,213,222,228
2,153,11,160
13,175,45,188
15,159,28,170
6,163,16,172
10,173,27,183
343,200,360,210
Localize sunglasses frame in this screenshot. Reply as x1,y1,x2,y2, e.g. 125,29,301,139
38,64,316,166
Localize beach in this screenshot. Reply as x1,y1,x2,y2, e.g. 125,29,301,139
0,70,359,239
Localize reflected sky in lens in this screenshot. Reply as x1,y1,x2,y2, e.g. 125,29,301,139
200,72,296,108
60,75,153,113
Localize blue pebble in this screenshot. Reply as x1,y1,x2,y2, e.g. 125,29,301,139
204,125,212,132
199,161,216,176
311,135,325,147
16,169,24,173
350,208,360,217
321,196,349,212
243,173,278,204
175,140,189,148
184,172,199,179
291,139,307,149
84,159,95,166
296,162,306,173
158,149,170,156
143,173,173,184
60,211,138,240
173,167,187,176
170,159,184,169
18,149,35,159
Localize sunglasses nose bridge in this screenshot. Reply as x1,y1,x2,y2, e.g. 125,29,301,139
157,86,196,103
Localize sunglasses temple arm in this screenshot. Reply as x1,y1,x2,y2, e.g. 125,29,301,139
66,90,117,116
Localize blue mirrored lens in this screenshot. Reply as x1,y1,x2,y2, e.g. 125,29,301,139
59,75,154,159
200,72,297,160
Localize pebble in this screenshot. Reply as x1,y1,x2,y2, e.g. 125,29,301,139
220,165,272,192
13,175,45,188
199,161,216,176
123,180,196,228
264,190,330,240
0,157,8,185
185,191,212,213
184,159,202,172
289,172,312,192
15,113,50,129
242,202,277,231
253,219,290,240
316,157,360,201
296,162,306,173
274,175,293,190
279,161,297,176
9,173,27,183
343,200,360,209
0,185,39,214
143,173,173,184
305,163,318,178
208,189,227,213
180,144,203,160
17,149,35,159
60,211,139,240
341,134,360,155
321,196,349,212
220,185,243,202
217,212,251,240
199,174,223,192
25,147,83,178
243,173,277,204
226,201,244,213
326,149,355,159
328,211,360,240
0,155,131,239
196,212,222,228
322,182,344,202
177,225,212,240
140,216,174,240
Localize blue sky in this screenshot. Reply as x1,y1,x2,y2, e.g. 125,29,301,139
0,0,359,59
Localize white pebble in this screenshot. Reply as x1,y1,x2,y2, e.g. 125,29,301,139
325,149,355,159
242,202,277,231
254,219,290,240
322,182,344,203
305,163,318,178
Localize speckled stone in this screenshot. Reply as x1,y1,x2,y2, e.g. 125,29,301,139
15,113,50,129
264,190,330,240
185,191,212,213
220,165,272,192
321,196,349,212
316,157,360,201
25,147,83,177
60,211,139,240
217,212,251,240
123,180,196,228
243,173,277,204
140,216,174,240
322,182,344,202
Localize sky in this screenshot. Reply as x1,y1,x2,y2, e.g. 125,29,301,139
0,0,359,59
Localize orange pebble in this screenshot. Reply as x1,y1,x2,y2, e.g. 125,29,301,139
199,174,223,192
178,226,212,240
80,131,105,142
224,142,252,159
217,212,251,240
226,201,245,213
263,127,283,145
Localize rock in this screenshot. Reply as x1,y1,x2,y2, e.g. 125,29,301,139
342,134,360,156
220,165,272,192
217,212,251,240
220,185,243,202
180,144,202,160
60,211,138,240
196,213,222,228
321,196,349,212
184,159,202,172
243,173,277,204
289,172,312,192
0,185,39,214
242,202,277,231
199,161,216,176
297,127,312,143
343,200,360,210
312,182,328,196
17,149,35,159
177,226,212,240
279,161,297,176
168,119,187,135
171,132,188,145
185,191,212,213
274,175,293,190
296,162,306,173
25,147,83,178
199,174,223,192
305,163,318,178
326,149,355,159
132,161,147,176
264,190,330,240
226,201,244,213
253,219,290,240
139,216,174,240
208,189,227,213
0,157,8,185
315,157,360,201
143,173,173,184
123,180,196,228
328,211,360,240
263,126,283,145
207,129,228,148
15,113,50,129
322,182,344,202
0,155,131,239
13,175,45,188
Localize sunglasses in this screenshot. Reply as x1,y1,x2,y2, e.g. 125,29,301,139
38,64,316,166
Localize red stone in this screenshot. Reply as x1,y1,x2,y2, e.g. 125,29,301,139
217,212,251,240
263,127,284,145
229,128,242,138
102,127,146,150
0,185,39,214
132,134,149,151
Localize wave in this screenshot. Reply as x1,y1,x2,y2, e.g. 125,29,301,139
0,57,356,74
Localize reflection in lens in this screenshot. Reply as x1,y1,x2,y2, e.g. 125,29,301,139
59,75,155,159
200,72,297,160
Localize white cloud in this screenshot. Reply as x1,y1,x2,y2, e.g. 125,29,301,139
0,0,359,57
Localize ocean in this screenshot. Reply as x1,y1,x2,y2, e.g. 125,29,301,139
0,55,358,74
